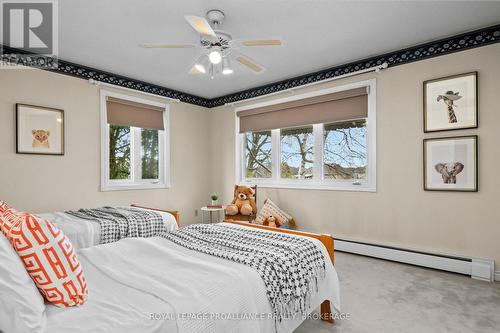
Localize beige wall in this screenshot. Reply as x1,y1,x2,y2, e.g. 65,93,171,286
209,43,500,267
0,67,210,226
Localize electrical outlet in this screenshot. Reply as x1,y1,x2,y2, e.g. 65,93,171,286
194,209,198,217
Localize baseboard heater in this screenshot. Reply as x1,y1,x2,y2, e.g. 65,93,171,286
334,238,495,282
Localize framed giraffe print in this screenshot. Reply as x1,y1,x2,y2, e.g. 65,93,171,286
423,72,478,133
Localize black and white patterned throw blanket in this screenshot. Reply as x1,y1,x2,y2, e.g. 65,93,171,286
159,223,326,324
66,207,166,244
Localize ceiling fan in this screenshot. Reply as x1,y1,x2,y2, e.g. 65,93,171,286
140,9,282,78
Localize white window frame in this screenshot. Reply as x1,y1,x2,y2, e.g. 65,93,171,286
235,79,376,192
100,90,171,191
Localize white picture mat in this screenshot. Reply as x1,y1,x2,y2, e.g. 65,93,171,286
425,74,476,131
17,105,63,154
425,137,476,190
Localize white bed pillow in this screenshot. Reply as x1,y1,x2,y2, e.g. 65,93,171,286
0,231,46,333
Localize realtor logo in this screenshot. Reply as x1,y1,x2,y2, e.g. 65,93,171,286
1,0,58,68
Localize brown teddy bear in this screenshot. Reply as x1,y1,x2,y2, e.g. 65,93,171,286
226,185,257,216
262,215,279,228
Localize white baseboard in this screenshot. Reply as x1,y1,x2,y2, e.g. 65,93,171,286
471,259,495,282
495,271,500,282
335,238,495,282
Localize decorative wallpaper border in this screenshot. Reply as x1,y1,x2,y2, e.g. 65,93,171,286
2,23,500,108
0,46,211,107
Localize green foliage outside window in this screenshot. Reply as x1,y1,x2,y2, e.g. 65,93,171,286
141,129,159,179
109,125,131,179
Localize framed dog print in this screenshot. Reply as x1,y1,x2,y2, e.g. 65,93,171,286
423,72,478,133
423,136,477,192
16,104,65,155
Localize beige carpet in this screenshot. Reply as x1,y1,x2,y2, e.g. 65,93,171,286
296,252,500,333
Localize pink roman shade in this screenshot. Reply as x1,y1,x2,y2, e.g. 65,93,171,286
106,97,165,130
237,86,368,133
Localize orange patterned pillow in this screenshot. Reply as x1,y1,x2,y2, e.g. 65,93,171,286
9,213,88,307
0,203,23,238
0,201,10,235
0,200,9,214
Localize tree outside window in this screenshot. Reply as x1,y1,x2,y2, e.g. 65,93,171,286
109,125,131,180
280,126,314,179
245,131,272,178
323,120,366,180
141,129,159,179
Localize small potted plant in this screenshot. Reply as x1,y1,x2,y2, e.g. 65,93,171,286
210,193,219,206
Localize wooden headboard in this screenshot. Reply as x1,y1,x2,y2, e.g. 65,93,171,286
130,204,180,226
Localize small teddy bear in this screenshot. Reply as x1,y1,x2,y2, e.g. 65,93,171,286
262,215,278,228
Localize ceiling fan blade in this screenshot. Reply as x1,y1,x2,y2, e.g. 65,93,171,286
235,55,265,73
189,65,204,74
242,39,282,47
140,44,196,49
184,15,216,38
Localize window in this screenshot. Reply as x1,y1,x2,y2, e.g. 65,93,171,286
101,91,170,191
244,130,272,178
141,128,160,179
109,125,131,180
280,126,314,179
236,80,376,191
323,120,366,181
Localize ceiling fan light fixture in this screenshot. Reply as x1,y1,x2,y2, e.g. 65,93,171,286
222,57,233,75
209,63,216,80
208,50,222,64
142,9,281,79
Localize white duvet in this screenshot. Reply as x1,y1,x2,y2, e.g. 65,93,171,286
38,208,178,249
44,224,340,333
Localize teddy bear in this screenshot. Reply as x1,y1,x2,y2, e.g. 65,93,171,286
225,185,257,216
262,215,279,228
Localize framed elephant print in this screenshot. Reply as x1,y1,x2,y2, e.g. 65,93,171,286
423,136,477,192
16,104,65,155
423,72,478,133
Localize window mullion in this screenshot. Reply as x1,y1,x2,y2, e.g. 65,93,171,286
238,133,244,182
132,127,141,183
105,124,110,183
158,130,164,184
137,128,142,182
313,123,323,180
129,127,134,182
271,129,280,181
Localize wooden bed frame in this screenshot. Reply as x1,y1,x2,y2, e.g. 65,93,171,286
225,220,335,323
129,205,334,323
130,204,180,226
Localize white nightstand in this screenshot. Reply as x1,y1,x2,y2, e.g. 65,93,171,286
201,206,225,224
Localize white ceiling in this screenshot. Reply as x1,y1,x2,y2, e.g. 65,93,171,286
58,0,500,98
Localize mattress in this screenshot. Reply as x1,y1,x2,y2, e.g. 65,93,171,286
38,208,178,249
44,224,340,333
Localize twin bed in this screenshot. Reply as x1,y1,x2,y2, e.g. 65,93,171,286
38,205,179,249
4,205,340,333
